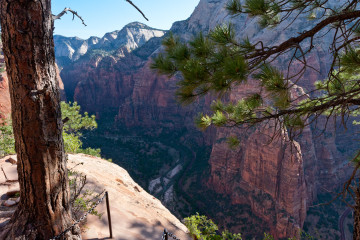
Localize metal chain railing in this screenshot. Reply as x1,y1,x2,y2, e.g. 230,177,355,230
50,191,107,240
162,229,181,240
49,191,180,240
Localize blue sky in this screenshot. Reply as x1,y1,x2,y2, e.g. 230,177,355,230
52,0,200,39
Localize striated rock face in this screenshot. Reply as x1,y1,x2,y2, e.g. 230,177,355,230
204,82,309,238
208,124,307,238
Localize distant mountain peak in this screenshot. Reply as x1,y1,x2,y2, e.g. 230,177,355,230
124,21,166,32
54,22,167,68
124,22,148,29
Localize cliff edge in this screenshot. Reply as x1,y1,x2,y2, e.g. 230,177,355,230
0,154,190,240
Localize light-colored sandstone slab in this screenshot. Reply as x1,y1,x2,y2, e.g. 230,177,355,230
0,171,6,184
0,185,9,198
1,162,18,182
7,182,19,191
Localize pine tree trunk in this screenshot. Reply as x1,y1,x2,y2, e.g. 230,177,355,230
0,1,80,239
354,185,360,240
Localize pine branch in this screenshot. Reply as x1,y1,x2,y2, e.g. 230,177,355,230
231,91,360,126
248,10,360,63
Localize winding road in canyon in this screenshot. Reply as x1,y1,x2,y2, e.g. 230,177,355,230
339,207,352,240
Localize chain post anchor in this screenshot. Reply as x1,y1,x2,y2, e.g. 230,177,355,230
163,229,168,240
105,191,113,238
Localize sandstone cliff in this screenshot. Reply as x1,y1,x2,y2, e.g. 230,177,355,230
57,22,166,112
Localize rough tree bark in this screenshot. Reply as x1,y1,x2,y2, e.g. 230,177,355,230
354,185,360,240
0,0,80,239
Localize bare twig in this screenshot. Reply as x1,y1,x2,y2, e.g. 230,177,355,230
125,0,149,21
53,7,87,26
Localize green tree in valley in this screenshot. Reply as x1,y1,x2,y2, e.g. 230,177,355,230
152,0,360,238
185,213,242,240
184,213,314,240
61,101,100,156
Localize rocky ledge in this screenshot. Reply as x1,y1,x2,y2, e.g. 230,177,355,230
0,154,190,240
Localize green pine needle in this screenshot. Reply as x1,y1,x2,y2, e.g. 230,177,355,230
244,0,270,16
168,43,190,62
340,47,360,73
239,37,256,52
189,32,214,58
245,93,263,109
227,136,240,148
195,114,212,129
150,53,177,76
226,0,242,15
212,110,228,126
209,24,235,45
162,32,179,50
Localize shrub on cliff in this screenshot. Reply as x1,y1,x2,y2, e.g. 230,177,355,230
185,213,315,240
184,213,242,240
61,101,101,156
